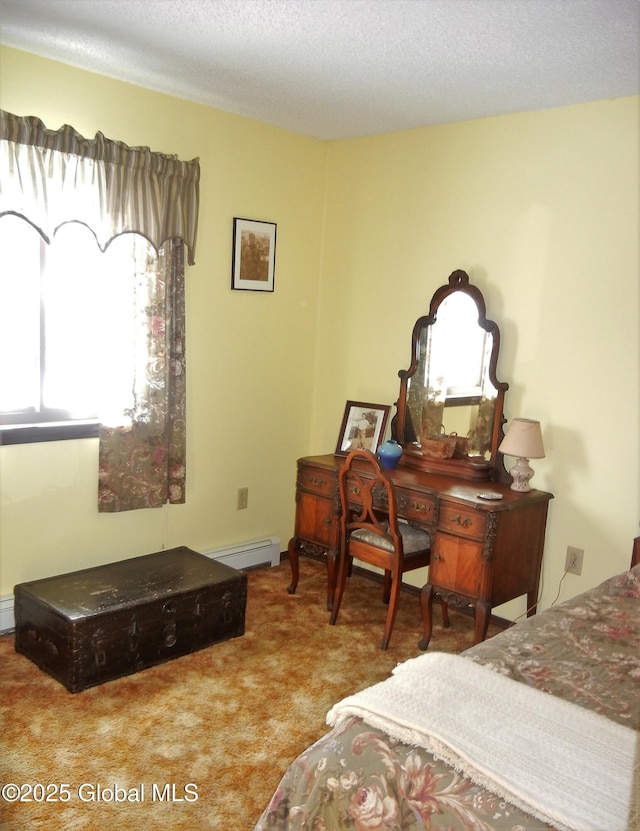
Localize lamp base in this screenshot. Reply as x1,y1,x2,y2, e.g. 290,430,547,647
508,457,535,492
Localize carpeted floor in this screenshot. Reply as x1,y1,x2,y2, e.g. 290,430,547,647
0,558,499,830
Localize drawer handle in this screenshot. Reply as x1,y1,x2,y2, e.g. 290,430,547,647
310,476,326,486
410,500,429,514
451,514,472,527
349,485,361,496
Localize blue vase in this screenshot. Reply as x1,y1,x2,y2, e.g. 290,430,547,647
377,439,403,470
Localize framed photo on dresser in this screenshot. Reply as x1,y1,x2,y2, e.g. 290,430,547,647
335,401,390,456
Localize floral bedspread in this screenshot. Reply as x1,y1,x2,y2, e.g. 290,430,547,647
254,565,640,831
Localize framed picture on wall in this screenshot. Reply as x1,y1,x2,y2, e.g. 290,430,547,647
335,401,391,456
231,217,277,292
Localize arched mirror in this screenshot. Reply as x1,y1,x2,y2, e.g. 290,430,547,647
393,270,509,481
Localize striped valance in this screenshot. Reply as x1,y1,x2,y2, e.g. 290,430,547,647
0,110,200,264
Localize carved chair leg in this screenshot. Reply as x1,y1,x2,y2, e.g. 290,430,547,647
380,570,402,650
329,547,349,627
382,570,392,603
326,548,338,611
418,582,435,651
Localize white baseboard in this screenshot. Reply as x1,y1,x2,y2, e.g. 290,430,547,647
202,536,281,571
0,595,14,634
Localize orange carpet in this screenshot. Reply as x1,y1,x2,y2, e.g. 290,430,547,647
0,558,498,830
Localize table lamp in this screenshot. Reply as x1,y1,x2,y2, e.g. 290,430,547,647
499,418,545,492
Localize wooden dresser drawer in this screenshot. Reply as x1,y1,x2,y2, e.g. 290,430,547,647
344,480,436,529
298,464,337,499
438,503,485,540
396,488,436,527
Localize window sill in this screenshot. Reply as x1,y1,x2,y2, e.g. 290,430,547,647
0,421,100,446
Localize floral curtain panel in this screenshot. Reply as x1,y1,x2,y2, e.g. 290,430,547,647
98,237,187,512
0,109,199,511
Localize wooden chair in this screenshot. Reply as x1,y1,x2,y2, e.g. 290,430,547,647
329,448,433,649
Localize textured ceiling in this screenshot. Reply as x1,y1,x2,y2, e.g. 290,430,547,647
0,0,638,140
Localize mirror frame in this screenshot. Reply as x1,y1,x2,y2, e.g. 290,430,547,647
392,270,509,481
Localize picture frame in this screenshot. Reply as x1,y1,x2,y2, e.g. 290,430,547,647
335,400,391,456
231,217,277,292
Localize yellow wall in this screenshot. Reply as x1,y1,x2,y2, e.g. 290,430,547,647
314,99,639,614
1,45,638,618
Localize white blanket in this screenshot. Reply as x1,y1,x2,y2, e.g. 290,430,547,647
326,652,638,831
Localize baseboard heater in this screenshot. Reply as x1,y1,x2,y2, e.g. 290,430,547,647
202,537,281,571
0,595,13,634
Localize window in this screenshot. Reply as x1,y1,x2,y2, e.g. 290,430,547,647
0,215,157,444
1,110,194,507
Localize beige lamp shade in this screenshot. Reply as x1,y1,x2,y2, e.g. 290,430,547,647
499,419,545,492
499,418,545,459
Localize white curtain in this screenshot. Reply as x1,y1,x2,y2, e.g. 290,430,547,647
0,109,200,264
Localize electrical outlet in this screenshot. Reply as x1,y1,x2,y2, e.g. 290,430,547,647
565,546,584,575
237,487,249,510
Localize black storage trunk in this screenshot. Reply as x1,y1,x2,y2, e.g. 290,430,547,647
14,547,247,693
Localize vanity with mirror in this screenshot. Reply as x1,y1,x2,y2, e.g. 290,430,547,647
287,270,553,648
393,269,509,481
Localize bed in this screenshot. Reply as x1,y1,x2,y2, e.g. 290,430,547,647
255,542,640,831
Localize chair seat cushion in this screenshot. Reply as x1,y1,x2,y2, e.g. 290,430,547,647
352,522,430,554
